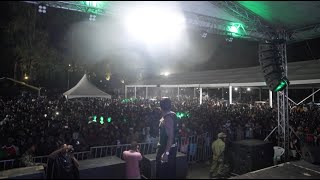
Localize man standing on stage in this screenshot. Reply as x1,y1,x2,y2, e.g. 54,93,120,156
210,132,229,178
123,141,143,179
156,98,178,179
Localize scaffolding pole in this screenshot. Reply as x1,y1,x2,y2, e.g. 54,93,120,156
277,32,290,162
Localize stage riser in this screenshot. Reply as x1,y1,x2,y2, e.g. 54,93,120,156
142,152,188,179
0,166,45,179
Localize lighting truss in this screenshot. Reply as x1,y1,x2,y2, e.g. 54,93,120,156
287,23,320,43
209,1,278,41
277,32,290,161
23,1,272,42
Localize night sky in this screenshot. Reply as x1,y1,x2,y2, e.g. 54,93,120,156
1,1,320,86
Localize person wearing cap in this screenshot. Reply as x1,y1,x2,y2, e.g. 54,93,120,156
156,98,178,179
210,132,229,178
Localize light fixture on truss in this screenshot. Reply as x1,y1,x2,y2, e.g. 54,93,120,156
201,32,208,38
89,14,96,21
38,5,47,13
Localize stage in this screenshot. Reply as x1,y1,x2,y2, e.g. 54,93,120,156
230,160,320,179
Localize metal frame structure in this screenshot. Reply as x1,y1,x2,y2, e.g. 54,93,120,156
22,0,312,161
276,33,290,161
23,1,272,41
209,1,277,41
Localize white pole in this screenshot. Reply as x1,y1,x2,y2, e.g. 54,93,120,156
146,87,148,99
229,85,232,105
200,87,203,105
312,88,315,102
134,86,137,98
125,85,127,98
269,90,273,108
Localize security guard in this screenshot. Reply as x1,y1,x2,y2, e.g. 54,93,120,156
210,132,229,178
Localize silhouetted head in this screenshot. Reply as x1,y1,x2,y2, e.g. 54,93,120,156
160,98,171,112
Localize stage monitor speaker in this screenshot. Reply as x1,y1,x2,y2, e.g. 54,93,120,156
302,146,320,164
231,139,274,175
141,152,188,179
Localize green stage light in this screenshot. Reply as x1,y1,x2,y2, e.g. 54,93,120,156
176,112,190,119
100,116,104,124
274,79,289,92
80,1,109,14
226,23,245,37
107,117,112,123
84,1,103,8
93,115,97,122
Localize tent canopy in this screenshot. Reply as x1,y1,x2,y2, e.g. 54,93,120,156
63,74,111,99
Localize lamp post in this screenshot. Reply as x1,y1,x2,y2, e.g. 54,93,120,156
67,64,71,89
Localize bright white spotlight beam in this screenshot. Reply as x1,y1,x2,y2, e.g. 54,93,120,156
124,6,186,45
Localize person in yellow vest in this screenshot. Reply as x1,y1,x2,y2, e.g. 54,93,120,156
209,132,229,178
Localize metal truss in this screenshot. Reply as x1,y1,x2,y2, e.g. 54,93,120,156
23,1,272,42
287,23,320,43
277,31,290,162
23,1,109,15
209,1,278,41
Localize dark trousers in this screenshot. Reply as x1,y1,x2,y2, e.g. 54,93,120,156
156,146,177,179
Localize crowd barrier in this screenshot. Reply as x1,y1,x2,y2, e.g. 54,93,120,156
0,132,217,171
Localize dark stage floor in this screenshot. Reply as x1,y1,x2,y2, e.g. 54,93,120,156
231,160,320,179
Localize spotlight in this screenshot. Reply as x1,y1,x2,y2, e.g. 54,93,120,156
234,87,238,91
56,112,59,115
89,14,96,21
247,88,251,91
201,32,207,38
226,37,233,42
68,64,71,67
38,5,47,13
24,76,29,80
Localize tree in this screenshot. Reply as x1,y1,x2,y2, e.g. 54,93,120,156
4,2,65,85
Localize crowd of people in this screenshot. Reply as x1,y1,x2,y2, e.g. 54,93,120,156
1,94,320,163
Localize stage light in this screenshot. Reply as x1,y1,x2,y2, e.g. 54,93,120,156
93,115,97,122
24,76,29,80
107,117,112,123
38,5,47,13
56,112,59,115
89,14,96,21
100,116,104,124
161,72,170,76
226,23,245,37
121,80,125,84
274,78,289,92
234,87,238,91
247,88,251,91
124,7,186,45
69,64,71,67
201,32,207,38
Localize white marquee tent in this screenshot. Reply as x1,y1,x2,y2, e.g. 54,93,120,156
63,74,111,99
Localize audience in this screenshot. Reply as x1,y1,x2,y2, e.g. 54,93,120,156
0,94,319,163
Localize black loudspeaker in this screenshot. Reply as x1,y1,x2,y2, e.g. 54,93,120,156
259,42,289,92
141,152,188,179
302,146,320,164
231,139,274,175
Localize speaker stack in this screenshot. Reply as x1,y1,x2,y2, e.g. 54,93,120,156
231,139,274,175
259,41,289,92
